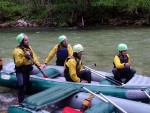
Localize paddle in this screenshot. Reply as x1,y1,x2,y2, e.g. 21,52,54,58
83,65,124,85
141,89,150,99
87,63,96,68
29,56,48,78
82,86,127,113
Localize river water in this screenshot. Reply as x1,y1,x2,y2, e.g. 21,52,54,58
0,27,150,112
0,27,150,75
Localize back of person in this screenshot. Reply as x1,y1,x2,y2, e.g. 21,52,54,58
112,43,136,83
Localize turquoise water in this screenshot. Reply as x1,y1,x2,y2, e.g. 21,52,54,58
0,27,150,76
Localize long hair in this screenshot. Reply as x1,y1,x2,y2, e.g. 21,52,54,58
73,52,81,59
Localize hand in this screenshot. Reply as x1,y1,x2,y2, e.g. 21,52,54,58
24,51,31,60
40,64,46,69
81,80,88,83
125,63,130,68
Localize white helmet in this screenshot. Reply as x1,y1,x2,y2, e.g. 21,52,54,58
73,44,84,53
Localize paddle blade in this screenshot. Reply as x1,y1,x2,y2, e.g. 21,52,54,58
43,74,49,78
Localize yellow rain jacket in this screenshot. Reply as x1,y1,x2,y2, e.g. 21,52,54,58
113,54,130,69
45,44,73,64
64,56,82,82
13,46,41,67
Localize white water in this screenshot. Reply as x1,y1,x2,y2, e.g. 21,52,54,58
0,93,17,111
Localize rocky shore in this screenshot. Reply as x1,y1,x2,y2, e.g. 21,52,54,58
0,18,150,28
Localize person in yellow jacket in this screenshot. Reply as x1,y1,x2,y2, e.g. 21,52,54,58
13,33,43,104
64,44,91,83
44,35,73,66
112,43,136,83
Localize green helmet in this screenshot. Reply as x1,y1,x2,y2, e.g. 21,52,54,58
73,44,84,53
118,43,128,51
58,35,67,43
16,33,25,43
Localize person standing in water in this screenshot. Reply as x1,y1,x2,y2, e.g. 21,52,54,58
13,33,43,104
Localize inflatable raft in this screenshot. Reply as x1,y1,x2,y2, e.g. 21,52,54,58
1,62,150,103
7,85,150,113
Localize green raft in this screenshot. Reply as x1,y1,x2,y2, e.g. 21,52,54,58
0,67,150,103
8,86,115,113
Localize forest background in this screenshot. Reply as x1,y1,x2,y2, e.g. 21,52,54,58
1,0,150,27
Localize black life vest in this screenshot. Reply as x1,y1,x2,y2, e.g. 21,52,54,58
64,56,82,81
18,45,33,57
113,54,129,68
118,54,128,63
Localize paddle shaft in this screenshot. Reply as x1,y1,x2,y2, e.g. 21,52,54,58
83,65,123,85
142,90,150,99
83,87,127,113
99,93,127,113
83,87,108,102
29,56,48,78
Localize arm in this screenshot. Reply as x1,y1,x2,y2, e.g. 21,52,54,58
124,54,131,67
66,59,80,82
13,48,28,67
113,55,125,69
67,44,73,56
29,46,41,67
45,45,58,64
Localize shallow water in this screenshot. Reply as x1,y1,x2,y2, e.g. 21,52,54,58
0,87,18,112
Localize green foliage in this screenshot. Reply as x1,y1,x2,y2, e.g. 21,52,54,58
0,1,28,20
1,0,150,25
92,0,118,7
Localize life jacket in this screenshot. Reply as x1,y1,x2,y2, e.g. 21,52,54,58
18,45,33,57
14,45,33,72
56,45,68,66
64,56,82,81
113,54,129,68
0,57,3,71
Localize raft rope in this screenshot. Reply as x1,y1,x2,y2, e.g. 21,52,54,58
82,86,127,113
83,65,124,85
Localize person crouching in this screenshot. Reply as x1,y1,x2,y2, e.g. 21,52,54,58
64,44,91,83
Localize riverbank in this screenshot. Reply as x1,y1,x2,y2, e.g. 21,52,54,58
1,1,150,28
0,17,150,28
